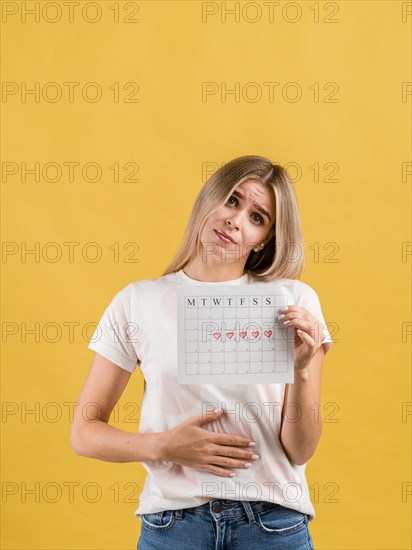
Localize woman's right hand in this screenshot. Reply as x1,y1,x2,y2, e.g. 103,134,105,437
160,409,260,477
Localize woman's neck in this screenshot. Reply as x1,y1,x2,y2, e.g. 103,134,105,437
182,259,247,283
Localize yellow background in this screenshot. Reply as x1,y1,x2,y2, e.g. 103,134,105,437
2,0,410,548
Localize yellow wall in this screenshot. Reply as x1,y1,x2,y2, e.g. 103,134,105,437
2,1,410,548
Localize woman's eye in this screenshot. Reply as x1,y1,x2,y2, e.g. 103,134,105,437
227,196,237,205
252,214,263,224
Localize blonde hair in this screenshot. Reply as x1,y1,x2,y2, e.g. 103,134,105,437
162,155,305,282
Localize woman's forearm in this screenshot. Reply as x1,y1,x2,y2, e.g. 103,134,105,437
279,368,322,465
71,420,165,463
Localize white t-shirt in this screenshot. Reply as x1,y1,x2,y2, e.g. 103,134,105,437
87,269,333,522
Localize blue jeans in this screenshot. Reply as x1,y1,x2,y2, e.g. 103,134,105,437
137,498,315,549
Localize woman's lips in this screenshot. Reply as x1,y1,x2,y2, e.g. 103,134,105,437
215,230,235,244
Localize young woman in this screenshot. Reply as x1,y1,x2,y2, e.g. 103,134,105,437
71,155,333,550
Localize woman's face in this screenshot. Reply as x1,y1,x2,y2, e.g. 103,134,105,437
199,178,276,264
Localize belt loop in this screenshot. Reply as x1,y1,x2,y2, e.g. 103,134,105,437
174,508,183,520
241,501,256,524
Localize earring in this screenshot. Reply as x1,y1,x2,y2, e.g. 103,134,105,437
253,243,265,252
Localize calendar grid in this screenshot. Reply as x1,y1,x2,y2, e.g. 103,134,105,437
177,284,295,385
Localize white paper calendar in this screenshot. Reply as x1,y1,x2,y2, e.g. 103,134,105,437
177,284,295,385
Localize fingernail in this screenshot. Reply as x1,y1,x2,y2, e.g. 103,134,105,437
244,463,252,468
248,442,256,446
229,472,236,477
251,454,260,460
283,320,291,325
280,307,289,312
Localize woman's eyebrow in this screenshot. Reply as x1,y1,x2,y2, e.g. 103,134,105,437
232,190,272,222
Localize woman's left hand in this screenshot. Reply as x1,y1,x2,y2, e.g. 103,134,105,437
277,306,325,371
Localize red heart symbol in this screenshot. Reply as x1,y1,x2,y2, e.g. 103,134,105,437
213,332,221,340
252,331,259,338
240,331,247,339
226,332,234,339
264,330,272,338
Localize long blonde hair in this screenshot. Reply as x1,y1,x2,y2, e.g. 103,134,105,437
162,155,305,282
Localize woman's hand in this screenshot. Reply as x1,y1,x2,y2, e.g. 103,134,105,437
160,409,260,477
277,306,325,371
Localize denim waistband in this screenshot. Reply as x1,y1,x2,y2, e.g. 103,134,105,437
174,499,284,524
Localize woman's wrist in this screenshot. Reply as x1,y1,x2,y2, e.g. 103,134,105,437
294,365,311,381
140,430,169,462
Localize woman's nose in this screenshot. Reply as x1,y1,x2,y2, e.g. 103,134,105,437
226,218,238,229
226,212,242,227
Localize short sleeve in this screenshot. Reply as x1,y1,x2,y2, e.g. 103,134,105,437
87,284,138,373
294,282,333,356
